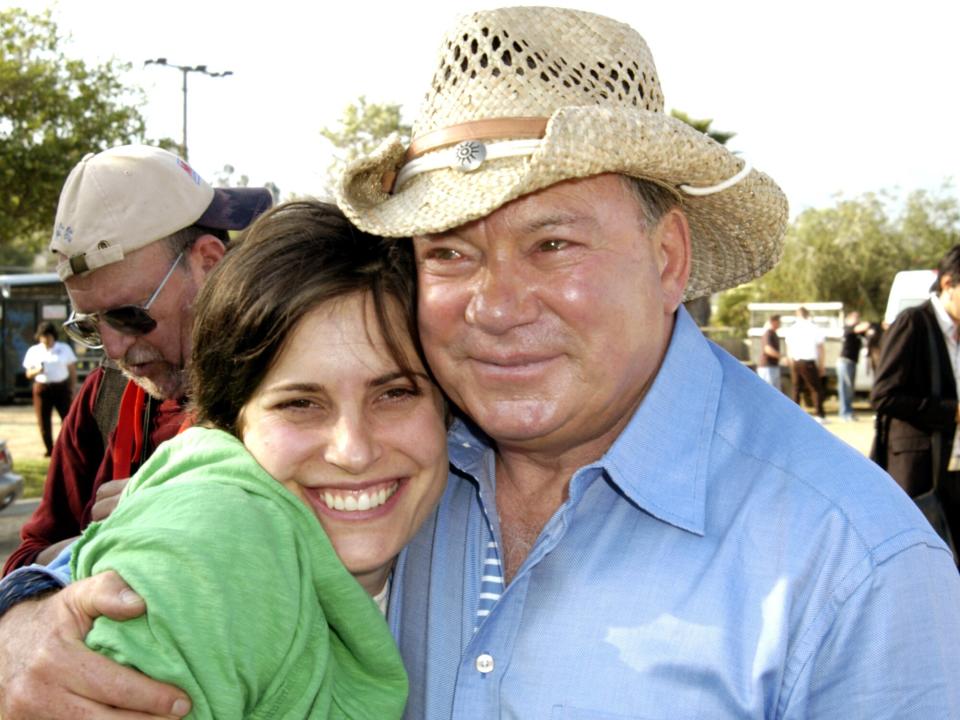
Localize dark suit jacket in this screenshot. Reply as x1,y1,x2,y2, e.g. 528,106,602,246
871,300,959,496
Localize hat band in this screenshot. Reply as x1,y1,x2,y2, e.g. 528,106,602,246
383,117,549,193
384,116,755,198
405,117,549,162
393,138,543,192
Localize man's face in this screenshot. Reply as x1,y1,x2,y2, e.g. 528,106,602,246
65,240,213,400
413,174,690,456
941,274,960,323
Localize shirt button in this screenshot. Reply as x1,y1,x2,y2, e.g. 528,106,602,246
475,653,495,674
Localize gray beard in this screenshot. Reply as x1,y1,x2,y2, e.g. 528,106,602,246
115,361,186,401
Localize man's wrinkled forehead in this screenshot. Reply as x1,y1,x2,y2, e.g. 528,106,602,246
413,176,633,244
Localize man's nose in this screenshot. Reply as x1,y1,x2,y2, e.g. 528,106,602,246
98,323,137,360
464,263,538,334
323,413,381,474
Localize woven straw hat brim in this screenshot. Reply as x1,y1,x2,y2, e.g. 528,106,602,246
338,105,788,300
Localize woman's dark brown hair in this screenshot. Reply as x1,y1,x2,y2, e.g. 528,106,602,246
189,200,422,436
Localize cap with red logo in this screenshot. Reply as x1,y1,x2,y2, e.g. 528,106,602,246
50,144,273,280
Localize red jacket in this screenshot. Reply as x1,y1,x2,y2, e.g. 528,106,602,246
3,368,185,574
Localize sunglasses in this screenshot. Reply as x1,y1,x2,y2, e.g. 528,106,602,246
63,251,184,349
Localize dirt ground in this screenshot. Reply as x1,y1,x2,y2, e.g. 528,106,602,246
0,400,63,463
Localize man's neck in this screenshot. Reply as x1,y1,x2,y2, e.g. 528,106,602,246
493,428,627,584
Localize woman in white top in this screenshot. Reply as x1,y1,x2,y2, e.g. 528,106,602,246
22,322,77,456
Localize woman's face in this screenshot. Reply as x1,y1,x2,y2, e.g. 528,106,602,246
240,292,448,596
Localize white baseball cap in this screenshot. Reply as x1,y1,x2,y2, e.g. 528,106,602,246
50,144,273,280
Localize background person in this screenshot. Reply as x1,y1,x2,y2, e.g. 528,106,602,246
786,305,827,421
871,244,960,557
3,145,271,574
22,321,76,457
836,309,870,421
757,314,782,390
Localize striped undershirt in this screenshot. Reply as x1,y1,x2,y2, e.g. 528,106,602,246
475,530,504,631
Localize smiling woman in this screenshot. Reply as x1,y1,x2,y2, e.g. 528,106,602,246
69,200,449,719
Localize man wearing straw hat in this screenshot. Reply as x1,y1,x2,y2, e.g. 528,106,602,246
341,7,960,719
0,8,958,720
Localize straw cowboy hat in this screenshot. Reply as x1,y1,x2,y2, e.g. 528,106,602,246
337,6,788,300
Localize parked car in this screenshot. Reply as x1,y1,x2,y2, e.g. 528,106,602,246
0,440,24,511
883,269,936,325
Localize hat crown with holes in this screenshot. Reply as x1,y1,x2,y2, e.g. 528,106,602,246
337,6,788,300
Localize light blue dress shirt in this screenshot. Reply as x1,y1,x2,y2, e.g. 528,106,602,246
388,307,960,720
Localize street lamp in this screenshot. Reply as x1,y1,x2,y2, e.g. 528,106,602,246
144,58,233,161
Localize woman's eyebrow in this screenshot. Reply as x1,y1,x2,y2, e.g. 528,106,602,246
265,382,325,394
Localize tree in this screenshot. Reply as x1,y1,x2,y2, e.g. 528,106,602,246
0,8,148,269
745,184,959,320
670,109,735,146
215,163,281,206
319,96,411,195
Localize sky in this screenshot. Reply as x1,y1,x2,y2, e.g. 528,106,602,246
10,0,960,217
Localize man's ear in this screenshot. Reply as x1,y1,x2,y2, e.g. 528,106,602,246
652,207,692,313
189,234,227,277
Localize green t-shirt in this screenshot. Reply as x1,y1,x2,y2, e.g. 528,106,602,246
72,427,407,719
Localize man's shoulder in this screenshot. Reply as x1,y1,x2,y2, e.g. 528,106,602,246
710,349,940,559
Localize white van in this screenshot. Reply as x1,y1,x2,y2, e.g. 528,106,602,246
884,269,936,325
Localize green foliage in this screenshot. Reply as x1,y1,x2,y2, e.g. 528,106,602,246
0,8,148,270
17,457,49,499
712,282,758,337
670,109,735,146
742,184,959,321
320,96,411,193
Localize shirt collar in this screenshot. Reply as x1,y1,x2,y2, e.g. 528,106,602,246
598,307,719,536
447,306,720,537
929,292,957,341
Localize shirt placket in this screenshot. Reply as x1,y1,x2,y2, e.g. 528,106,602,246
449,465,596,719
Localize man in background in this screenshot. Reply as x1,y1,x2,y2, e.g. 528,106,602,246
836,309,871,421
3,145,271,574
787,305,827,421
22,321,77,457
757,313,783,390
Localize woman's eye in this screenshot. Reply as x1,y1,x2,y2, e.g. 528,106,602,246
276,398,317,411
379,385,420,402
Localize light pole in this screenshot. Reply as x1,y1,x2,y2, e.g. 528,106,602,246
144,58,233,161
